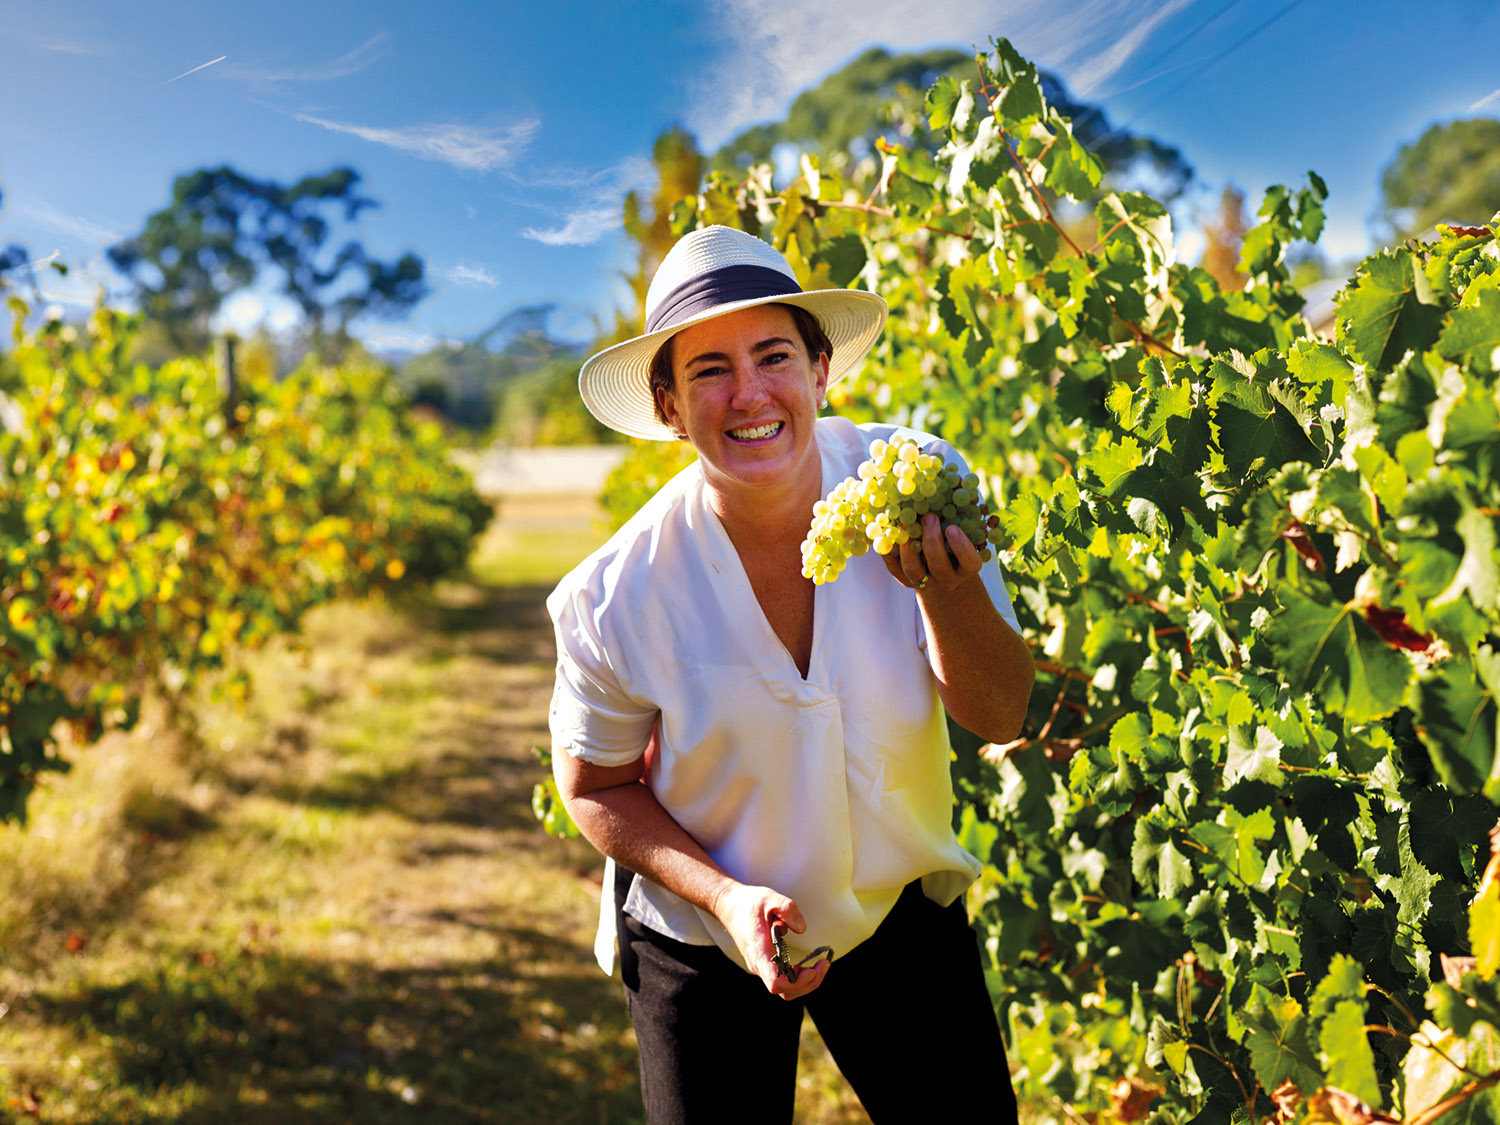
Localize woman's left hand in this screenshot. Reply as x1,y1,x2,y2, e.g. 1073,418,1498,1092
882,513,983,595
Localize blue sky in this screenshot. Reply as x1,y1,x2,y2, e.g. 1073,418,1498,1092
2,0,1498,354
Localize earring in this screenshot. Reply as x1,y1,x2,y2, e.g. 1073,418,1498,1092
672,428,688,441
818,396,828,409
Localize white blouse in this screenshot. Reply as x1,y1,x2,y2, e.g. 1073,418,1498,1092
546,416,1021,975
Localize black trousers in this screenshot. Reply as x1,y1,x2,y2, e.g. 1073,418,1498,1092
616,866,1021,1124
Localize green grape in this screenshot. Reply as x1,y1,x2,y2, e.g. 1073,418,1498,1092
800,436,1007,584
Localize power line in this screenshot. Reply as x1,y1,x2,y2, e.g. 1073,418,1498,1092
1086,0,1312,153
1070,0,1247,135
1120,0,1250,98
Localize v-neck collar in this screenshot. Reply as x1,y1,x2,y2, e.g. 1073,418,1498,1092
693,455,827,685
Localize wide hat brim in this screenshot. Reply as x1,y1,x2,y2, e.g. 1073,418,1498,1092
579,288,888,441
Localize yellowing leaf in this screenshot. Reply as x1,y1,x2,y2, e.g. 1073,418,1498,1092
1473,852,1500,978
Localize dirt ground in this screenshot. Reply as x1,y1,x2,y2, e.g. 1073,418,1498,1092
0,494,869,1124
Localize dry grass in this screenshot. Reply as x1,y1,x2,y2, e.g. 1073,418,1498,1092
0,494,869,1124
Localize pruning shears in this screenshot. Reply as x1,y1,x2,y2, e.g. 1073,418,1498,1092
771,920,833,982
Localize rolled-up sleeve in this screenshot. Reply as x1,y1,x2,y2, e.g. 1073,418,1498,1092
548,581,657,767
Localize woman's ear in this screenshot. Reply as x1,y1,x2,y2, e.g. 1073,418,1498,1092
814,352,830,404
656,386,683,437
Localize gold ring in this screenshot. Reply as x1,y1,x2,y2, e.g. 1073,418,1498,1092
915,576,929,590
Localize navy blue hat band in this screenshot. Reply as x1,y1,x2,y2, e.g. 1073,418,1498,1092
645,264,802,334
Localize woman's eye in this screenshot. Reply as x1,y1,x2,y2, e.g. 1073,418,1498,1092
693,365,727,378
761,352,789,366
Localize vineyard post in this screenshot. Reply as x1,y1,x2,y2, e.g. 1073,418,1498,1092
215,334,239,429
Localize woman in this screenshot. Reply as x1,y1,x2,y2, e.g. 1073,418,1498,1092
547,225,1034,1122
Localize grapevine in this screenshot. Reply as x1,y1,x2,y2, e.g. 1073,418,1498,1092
587,35,1500,1123
0,300,491,822
800,436,1004,584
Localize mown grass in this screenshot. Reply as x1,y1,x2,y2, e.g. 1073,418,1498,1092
0,494,869,1124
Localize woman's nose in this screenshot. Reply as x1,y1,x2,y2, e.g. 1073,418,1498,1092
729,362,771,408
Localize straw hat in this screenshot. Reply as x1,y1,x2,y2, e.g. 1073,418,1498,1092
579,225,888,441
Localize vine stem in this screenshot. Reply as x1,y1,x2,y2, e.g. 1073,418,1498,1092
1185,1043,1251,1109
973,59,1184,359
1366,1025,1489,1083
756,185,975,243
1406,1069,1500,1125
972,65,1080,256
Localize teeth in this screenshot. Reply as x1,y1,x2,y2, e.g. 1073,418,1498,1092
730,423,781,440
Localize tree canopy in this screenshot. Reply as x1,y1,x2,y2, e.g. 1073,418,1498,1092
712,46,1194,201
107,165,427,357
1378,116,1500,242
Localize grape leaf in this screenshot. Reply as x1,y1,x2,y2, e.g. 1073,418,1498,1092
1289,339,1356,404
986,38,1045,127
1192,807,1273,888
813,233,867,289
1264,586,1412,723
1308,952,1366,1022
1224,723,1285,787
1403,1020,1500,1118
1319,1001,1381,1105
925,75,962,131
1337,250,1446,371
948,115,1011,195
1408,789,1494,884
1436,281,1500,375
1213,372,1323,481
1096,192,1173,280
1473,866,1500,979
1081,434,1144,496
1295,177,1327,245
1434,502,1499,613
1133,815,1195,897
1243,995,1322,1094
1383,816,1440,934
1176,276,1278,354
1413,655,1498,795
1038,115,1103,199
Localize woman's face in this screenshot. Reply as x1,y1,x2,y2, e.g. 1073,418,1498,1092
656,304,829,500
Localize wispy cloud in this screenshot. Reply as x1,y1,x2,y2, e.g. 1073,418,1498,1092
516,156,653,248
293,113,539,172
1063,0,1196,96
521,207,618,247
436,262,501,287
692,0,1213,147
12,197,122,248
162,55,227,86
691,0,1003,145
222,34,388,85
1472,87,1500,112
12,29,115,57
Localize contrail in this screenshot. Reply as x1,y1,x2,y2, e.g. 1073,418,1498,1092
1471,87,1500,112
161,55,227,86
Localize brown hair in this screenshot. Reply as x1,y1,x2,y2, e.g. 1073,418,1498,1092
650,303,834,429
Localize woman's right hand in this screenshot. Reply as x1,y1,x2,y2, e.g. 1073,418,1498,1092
713,882,830,999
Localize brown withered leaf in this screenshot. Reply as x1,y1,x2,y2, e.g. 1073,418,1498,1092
1304,1087,1400,1124
1271,1079,1303,1121
1441,953,1478,989
1441,224,1494,240
1109,1076,1165,1122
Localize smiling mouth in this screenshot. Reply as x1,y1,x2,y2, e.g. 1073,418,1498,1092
728,422,783,441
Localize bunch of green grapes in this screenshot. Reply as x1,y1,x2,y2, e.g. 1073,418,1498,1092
801,437,1004,585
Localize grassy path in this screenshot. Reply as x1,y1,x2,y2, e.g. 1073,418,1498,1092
0,497,867,1124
